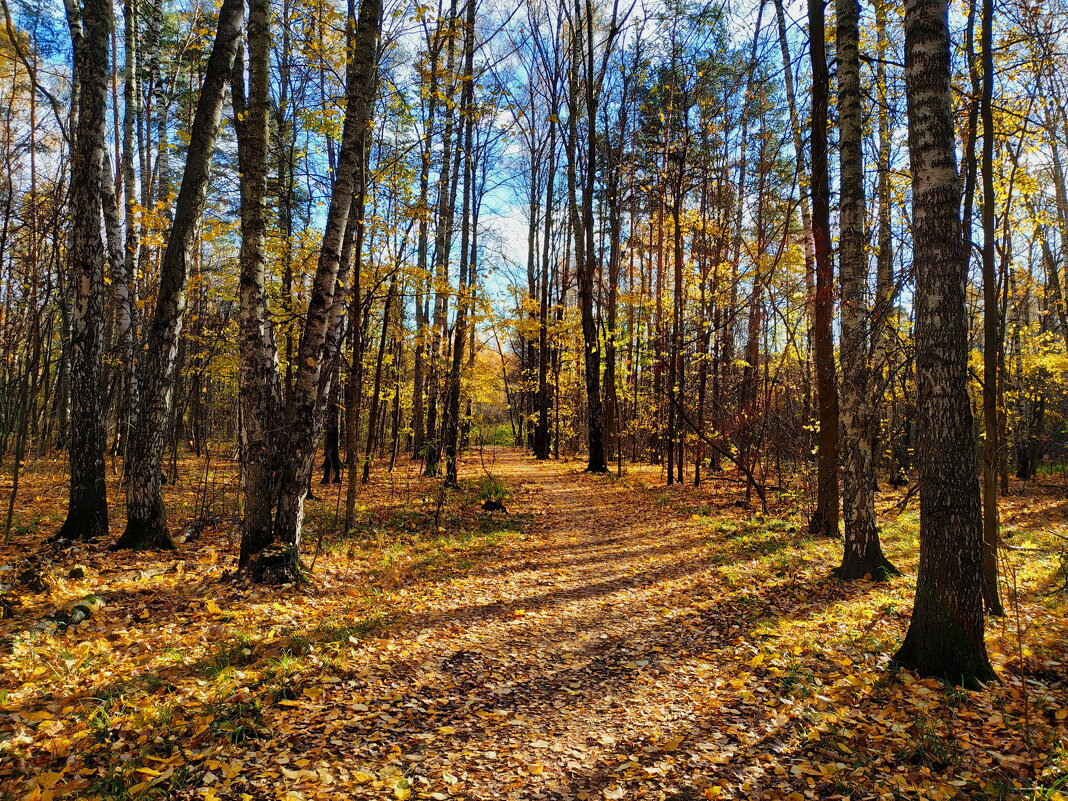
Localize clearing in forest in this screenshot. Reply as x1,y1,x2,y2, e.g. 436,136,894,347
3,450,1068,800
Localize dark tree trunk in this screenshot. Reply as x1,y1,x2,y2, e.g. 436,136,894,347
116,0,244,550
443,0,476,488
57,0,110,542
979,0,1005,615
410,21,442,459
573,0,607,473
423,3,460,478
807,0,840,539
533,98,557,461
892,0,995,688
321,369,342,483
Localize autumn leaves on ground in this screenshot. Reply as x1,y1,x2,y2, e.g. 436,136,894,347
2,451,1068,801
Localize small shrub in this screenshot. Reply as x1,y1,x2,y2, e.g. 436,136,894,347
477,475,508,503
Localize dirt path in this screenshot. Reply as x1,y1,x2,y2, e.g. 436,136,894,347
6,450,1065,800
228,450,868,801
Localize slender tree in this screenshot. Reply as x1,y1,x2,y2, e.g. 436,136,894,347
444,0,477,487
56,0,110,542
979,0,1004,615
116,0,244,550
834,0,896,579
807,0,839,538
234,0,284,569
242,0,384,582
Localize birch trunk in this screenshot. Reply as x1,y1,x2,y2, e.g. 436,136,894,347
835,0,896,579
117,0,140,461
116,0,244,550
251,0,384,583
893,0,994,687
235,0,284,570
56,0,110,542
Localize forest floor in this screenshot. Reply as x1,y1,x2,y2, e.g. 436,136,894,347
3,449,1068,800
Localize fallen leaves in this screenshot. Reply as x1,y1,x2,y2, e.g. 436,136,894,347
2,452,1068,799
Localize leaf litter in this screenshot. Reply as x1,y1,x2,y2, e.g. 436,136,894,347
2,449,1068,800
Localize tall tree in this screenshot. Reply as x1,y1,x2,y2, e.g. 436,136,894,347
979,0,1004,615
56,0,110,542
241,0,384,582
834,0,896,579
234,0,284,570
532,6,562,462
443,0,477,487
423,0,460,478
115,0,140,462
569,0,622,474
807,0,839,538
115,0,245,550
893,0,995,687
410,14,445,460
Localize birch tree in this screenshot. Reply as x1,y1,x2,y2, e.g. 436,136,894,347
115,0,244,550
55,0,110,542
834,0,896,579
893,0,995,687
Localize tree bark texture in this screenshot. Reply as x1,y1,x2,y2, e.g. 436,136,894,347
807,0,840,538
235,1,285,572
835,0,896,580
117,0,244,550
57,0,110,542
256,0,384,583
893,0,995,687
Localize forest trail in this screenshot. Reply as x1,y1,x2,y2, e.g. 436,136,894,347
186,451,975,800
5,451,1067,800
254,448,839,800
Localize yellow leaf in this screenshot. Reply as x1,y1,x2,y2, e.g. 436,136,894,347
33,773,63,790
662,735,685,752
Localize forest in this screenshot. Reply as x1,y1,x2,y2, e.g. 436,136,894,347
1,0,1068,794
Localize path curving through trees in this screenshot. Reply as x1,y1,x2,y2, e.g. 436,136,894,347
208,450,987,800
